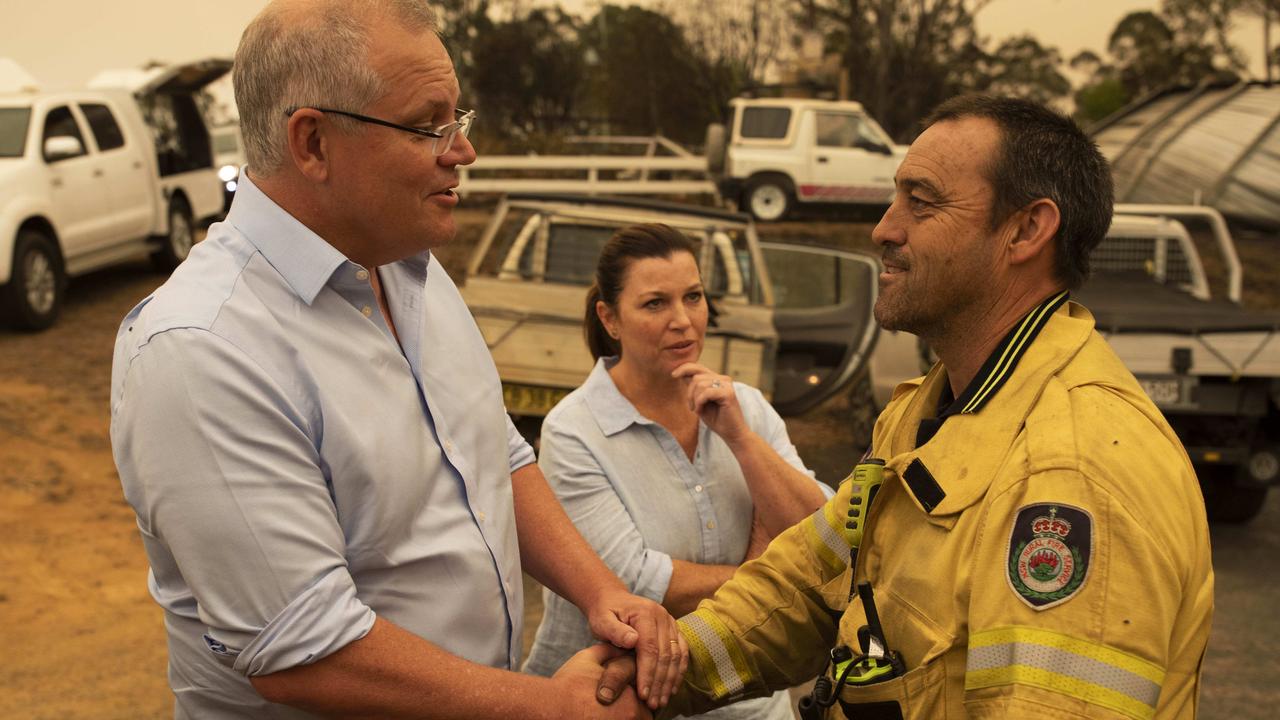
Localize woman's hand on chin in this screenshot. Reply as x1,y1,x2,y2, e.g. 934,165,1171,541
671,362,750,447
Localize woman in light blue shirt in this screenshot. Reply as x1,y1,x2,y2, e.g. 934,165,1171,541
524,224,831,718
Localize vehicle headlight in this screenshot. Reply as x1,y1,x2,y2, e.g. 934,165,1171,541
218,165,240,183
225,180,238,193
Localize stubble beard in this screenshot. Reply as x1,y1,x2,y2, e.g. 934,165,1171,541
873,276,973,347
874,284,934,337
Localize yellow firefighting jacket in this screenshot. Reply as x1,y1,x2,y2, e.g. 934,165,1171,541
665,296,1214,720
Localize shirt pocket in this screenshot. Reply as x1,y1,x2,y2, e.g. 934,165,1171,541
834,655,948,720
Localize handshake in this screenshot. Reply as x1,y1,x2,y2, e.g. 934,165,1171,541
551,640,689,720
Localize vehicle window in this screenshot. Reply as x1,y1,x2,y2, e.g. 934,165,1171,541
0,107,31,158
545,224,616,284
1091,235,1194,287
703,229,760,303
42,105,88,162
706,245,730,297
477,208,541,278
815,112,881,150
79,103,126,151
764,246,873,310
740,107,791,139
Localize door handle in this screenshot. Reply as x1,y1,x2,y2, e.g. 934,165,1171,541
817,156,829,164
51,178,63,189
132,160,142,169
92,168,104,178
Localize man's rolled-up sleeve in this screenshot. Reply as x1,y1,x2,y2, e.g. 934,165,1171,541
112,329,374,677
505,413,536,474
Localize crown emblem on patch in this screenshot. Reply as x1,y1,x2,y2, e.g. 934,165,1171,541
1031,506,1072,539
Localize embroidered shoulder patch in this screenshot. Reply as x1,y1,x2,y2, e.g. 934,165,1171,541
1006,503,1092,610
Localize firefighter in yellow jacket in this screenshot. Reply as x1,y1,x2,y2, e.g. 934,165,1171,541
659,96,1214,719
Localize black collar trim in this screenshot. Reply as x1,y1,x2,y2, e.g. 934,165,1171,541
916,290,1069,448
948,290,1068,418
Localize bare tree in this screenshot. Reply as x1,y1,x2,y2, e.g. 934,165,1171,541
795,0,997,140
660,0,791,87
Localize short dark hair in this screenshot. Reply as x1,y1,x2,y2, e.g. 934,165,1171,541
584,224,698,360
923,95,1114,290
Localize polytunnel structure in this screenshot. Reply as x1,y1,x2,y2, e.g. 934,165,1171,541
1091,77,1280,229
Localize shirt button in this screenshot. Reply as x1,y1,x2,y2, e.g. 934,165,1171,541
444,440,454,452
356,269,369,281
361,305,373,317
706,521,716,530
695,484,704,493
477,511,486,521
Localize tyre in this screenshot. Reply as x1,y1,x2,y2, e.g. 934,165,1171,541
151,198,194,270
704,123,727,176
745,176,792,222
1199,464,1269,524
0,229,64,331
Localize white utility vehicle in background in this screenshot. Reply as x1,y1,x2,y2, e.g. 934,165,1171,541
0,58,230,330
707,97,907,222
1078,206,1280,523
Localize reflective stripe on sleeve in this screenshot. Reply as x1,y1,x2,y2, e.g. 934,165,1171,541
966,626,1166,720
805,504,849,574
679,609,753,701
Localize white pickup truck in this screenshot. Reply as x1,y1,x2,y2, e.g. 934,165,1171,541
708,97,906,222
1076,207,1280,523
0,59,230,330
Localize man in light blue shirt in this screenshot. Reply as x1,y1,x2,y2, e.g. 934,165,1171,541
110,1,680,717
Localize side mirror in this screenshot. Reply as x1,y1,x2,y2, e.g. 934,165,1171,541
44,135,85,162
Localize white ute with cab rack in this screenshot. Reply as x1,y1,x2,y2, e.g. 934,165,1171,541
0,58,230,330
707,96,907,222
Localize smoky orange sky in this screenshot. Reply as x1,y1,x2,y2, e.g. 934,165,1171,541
0,0,1271,93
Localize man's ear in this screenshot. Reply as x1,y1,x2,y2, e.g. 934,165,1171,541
284,109,331,182
1008,198,1060,266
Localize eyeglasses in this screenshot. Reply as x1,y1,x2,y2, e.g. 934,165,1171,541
285,106,476,155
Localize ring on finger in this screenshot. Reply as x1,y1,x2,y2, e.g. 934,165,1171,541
710,380,722,388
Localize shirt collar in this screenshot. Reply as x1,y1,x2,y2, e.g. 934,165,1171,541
581,357,652,436
881,299,1095,524
225,171,355,305
915,290,1069,447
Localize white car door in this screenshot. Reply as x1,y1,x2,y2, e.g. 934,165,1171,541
78,101,152,242
804,111,898,205
39,105,112,259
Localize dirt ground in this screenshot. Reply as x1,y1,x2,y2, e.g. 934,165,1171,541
1,208,1278,719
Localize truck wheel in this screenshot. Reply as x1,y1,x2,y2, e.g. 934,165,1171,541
705,123,727,175
1200,464,1269,524
151,198,194,271
1,229,64,331
745,176,792,222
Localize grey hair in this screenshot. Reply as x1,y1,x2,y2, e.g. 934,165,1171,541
233,0,437,175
